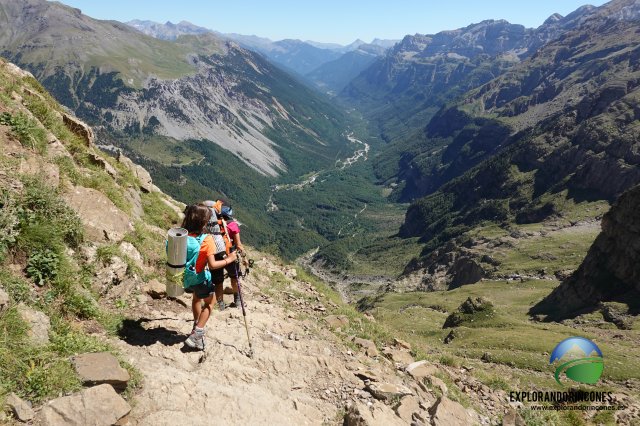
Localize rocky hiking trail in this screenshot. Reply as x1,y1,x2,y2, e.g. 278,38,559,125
111,254,512,426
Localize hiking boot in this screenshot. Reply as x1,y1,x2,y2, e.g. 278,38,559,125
231,293,242,308
217,300,226,311
185,328,205,351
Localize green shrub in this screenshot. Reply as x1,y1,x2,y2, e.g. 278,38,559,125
26,248,60,286
439,354,460,367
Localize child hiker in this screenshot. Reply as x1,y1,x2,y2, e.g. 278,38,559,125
182,204,236,350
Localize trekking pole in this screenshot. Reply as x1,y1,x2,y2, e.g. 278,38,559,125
234,255,254,358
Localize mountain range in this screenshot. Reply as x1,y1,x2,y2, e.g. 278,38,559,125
396,0,640,241
126,19,397,92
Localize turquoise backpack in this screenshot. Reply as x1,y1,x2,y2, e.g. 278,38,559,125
183,234,211,289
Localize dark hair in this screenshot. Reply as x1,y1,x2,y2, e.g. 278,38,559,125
182,204,212,234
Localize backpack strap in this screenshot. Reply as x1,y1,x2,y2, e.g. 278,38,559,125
186,234,207,271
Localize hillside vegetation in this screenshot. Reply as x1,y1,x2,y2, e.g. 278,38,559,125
0,58,184,410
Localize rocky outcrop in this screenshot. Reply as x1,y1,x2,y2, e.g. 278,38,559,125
444,297,494,328
394,243,485,291
116,152,160,193
531,185,640,320
62,112,94,146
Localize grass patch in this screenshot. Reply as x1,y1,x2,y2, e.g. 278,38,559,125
0,111,47,154
124,221,166,270
0,306,81,403
141,191,180,229
369,279,640,386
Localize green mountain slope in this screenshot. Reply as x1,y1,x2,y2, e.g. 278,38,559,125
339,7,597,201
305,46,383,95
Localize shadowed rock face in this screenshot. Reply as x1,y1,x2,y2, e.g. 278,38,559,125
531,185,640,320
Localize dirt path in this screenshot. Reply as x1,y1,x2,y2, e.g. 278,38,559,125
113,257,401,425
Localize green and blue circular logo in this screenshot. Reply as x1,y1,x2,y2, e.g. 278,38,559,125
550,337,604,385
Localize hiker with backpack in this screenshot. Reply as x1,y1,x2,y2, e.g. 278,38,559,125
203,200,246,309
181,203,237,350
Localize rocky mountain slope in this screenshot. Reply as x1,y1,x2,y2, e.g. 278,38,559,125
126,19,393,94
0,0,351,178
127,19,211,40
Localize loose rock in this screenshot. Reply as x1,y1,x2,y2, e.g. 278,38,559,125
38,384,131,426
72,352,130,392
0,286,9,312
429,396,475,426
406,360,439,380
17,304,50,346
354,338,379,357
344,401,405,426
366,382,413,401
5,393,34,422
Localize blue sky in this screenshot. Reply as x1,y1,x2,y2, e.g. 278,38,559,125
55,0,609,45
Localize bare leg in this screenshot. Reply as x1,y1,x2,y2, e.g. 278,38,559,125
196,294,215,328
214,281,224,302
192,294,202,322
231,277,239,293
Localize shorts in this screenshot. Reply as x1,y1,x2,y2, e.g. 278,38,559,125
211,253,240,284
184,280,214,299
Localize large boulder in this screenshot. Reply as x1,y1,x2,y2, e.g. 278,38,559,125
72,352,130,392
38,384,131,426
64,186,133,242
5,393,34,422
405,360,440,380
353,337,379,357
